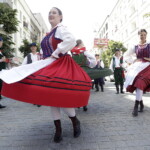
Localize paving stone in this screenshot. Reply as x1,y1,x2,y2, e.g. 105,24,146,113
0,82,150,150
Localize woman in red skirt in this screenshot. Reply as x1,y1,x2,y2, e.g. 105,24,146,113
0,7,92,142
124,29,150,117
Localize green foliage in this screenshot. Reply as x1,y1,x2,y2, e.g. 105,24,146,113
19,39,31,57
0,3,19,34
144,13,150,18
101,49,112,68
0,33,15,58
19,39,40,57
101,40,127,68
0,3,19,58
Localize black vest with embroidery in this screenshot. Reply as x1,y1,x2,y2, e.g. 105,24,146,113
27,54,32,64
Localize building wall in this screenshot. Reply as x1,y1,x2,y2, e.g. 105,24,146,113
98,0,150,50
0,0,48,58
34,13,49,39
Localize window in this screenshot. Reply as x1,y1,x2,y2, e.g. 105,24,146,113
120,20,122,26
100,34,101,39
14,0,17,5
106,33,108,39
130,6,136,16
124,15,127,22
20,11,22,23
131,22,136,32
122,33,124,41
23,31,26,39
125,29,128,38
14,33,17,43
106,23,108,30
142,0,146,3
20,28,22,38
103,28,105,34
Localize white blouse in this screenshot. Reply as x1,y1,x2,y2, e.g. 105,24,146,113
0,24,77,84
109,56,124,71
22,53,40,65
51,23,76,58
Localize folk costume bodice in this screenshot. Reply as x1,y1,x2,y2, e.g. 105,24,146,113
71,47,88,67
135,43,150,62
41,27,62,59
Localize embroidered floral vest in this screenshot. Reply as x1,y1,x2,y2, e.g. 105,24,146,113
41,27,62,59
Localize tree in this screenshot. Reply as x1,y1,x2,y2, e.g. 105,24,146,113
0,3,19,34
19,39,31,57
19,39,40,57
0,34,15,58
0,3,19,58
101,40,127,68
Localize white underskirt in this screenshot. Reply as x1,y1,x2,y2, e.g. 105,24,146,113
0,57,56,84
124,61,150,88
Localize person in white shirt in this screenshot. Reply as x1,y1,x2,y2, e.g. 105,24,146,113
22,43,41,65
94,54,105,92
123,29,150,117
110,49,125,94
0,7,91,143
71,39,96,112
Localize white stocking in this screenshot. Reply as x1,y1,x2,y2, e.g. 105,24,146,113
50,107,61,121
50,107,76,121
62,108,75,117
136,88,143,101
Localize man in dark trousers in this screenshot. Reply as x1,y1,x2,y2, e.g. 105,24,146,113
0,37,6,108
110,49,125,94
94,54,105,92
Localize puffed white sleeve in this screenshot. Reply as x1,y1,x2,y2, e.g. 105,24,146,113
84,51,96,68
40,49,43,55
22,56,27,65
101,60,104,68
109,58,113,72
123,46,136,63
52,26,76,58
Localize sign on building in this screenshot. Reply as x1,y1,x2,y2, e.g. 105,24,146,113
94,38,109,48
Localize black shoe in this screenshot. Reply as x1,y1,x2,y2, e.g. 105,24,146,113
139,100,144,112
0,104,6,109
69,116,81,138
132,100,139,117
120,85,124,94
33,104,41,107
100,85,104,92
95,84,99,92
115,85,119,94
83,106,88,111
54,120,62,143
120,91,124,94
54,132,62,143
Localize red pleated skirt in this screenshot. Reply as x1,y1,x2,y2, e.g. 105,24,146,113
126,65,150,93
2,55,92,107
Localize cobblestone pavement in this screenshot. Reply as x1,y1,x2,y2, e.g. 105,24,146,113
0,81,150,150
